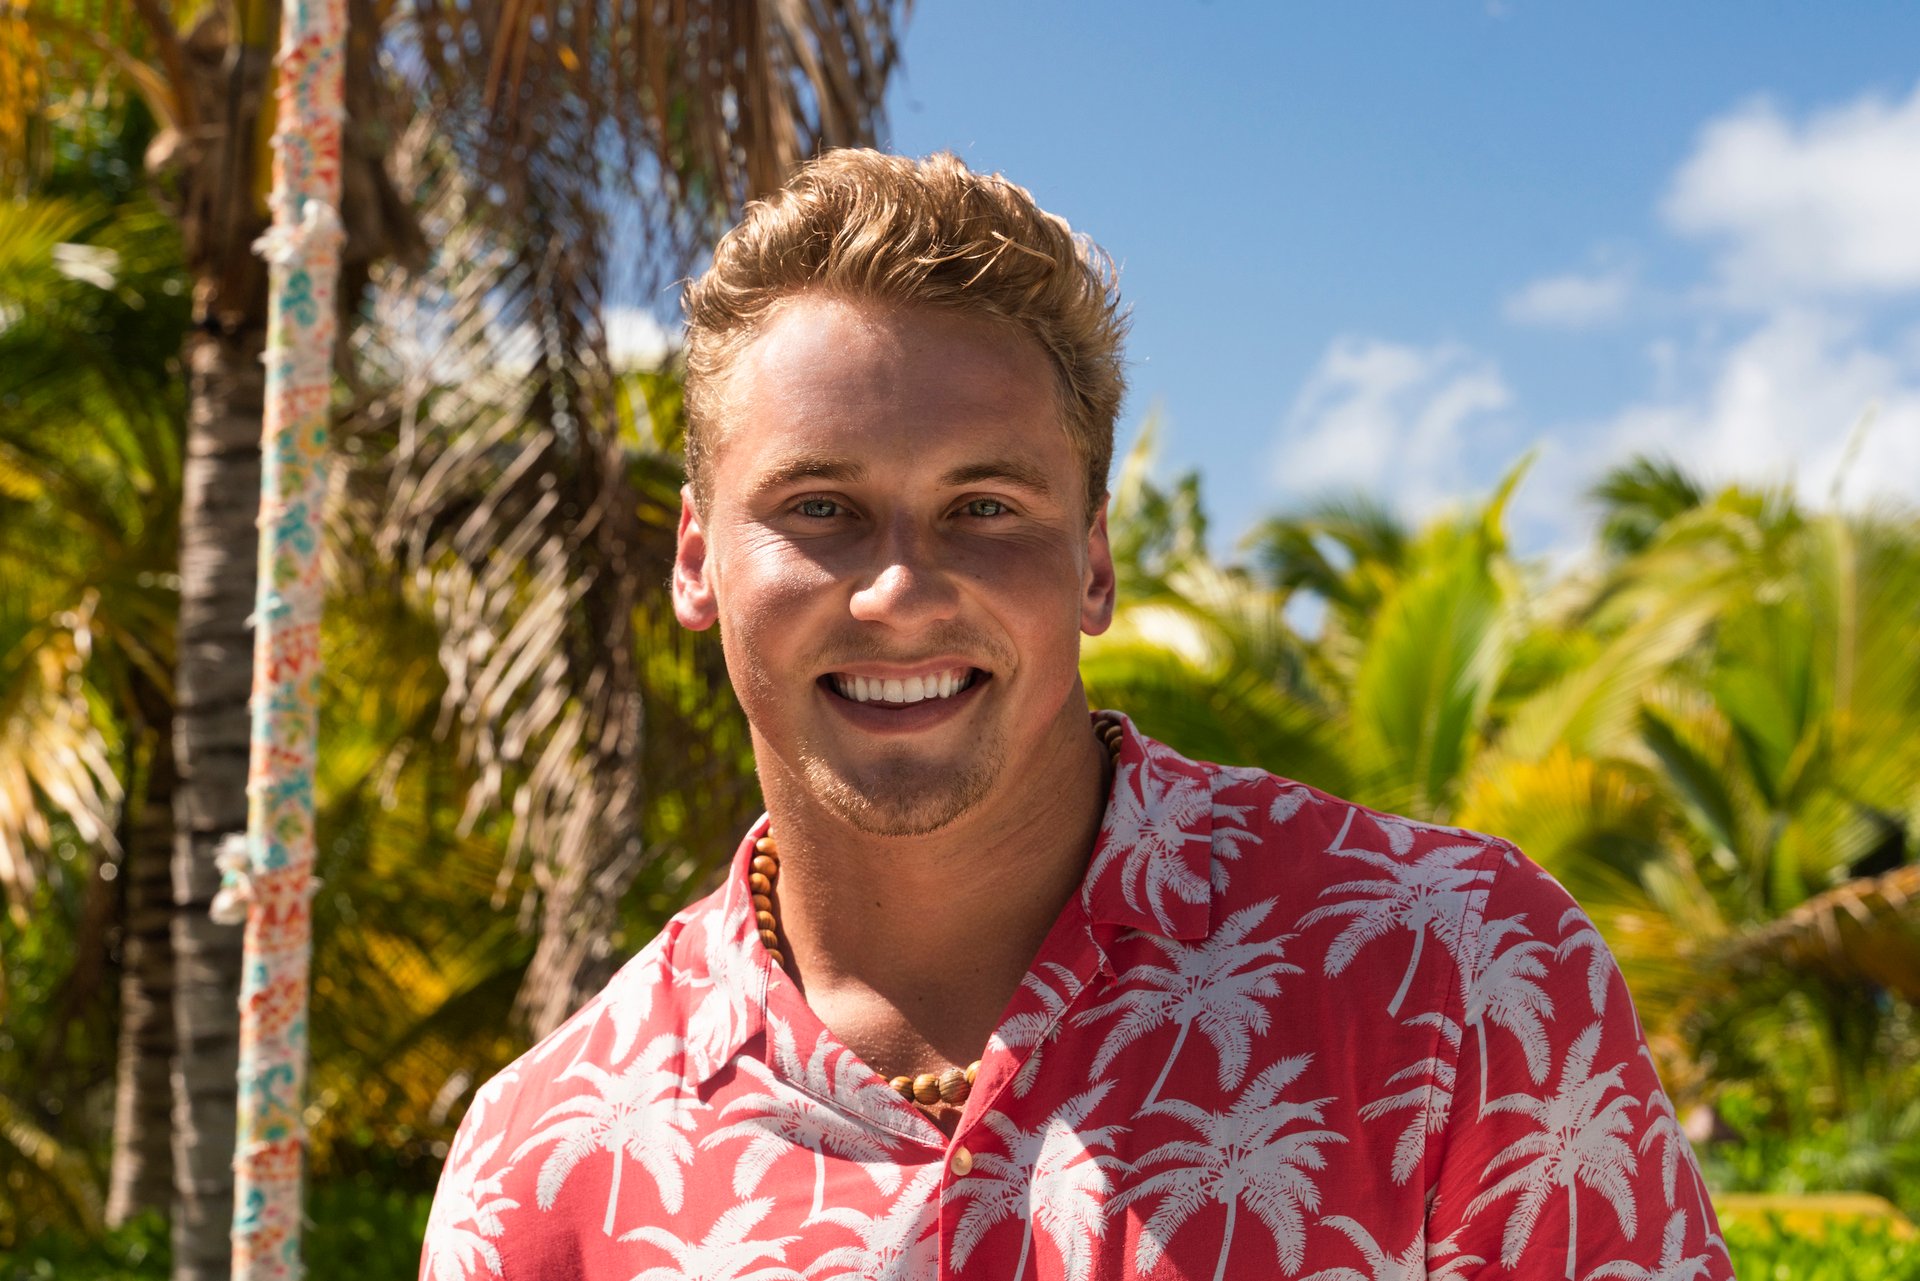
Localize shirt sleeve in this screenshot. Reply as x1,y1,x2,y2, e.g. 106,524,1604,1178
1424,840,1735,1280
418,1065,524,1281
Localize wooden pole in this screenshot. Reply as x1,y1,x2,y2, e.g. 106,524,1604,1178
211,0,345,1269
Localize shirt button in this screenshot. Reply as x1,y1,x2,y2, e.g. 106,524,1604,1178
949,1146,974,1177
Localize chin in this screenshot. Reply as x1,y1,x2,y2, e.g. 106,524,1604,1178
801,750,1003,837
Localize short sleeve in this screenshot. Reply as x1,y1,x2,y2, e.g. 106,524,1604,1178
417,1064,524,1281
1425,841,1735,1280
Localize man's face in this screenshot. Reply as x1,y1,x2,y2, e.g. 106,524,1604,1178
673,295,1116,836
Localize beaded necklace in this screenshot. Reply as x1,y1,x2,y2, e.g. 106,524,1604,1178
750,713,1127,1114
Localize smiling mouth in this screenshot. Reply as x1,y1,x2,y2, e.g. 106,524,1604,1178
825,667,986,705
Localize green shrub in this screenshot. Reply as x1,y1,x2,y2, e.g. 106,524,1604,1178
1722,1215,1920,1281
0,1211,166,1281
0,1179,430,1281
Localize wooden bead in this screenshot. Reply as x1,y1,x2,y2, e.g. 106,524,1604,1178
964,1062,979,1084
759,928,781,951
751,855,778,877
756,910,777,932
937,1068,970,1105
890,1076,915,1099
752,894,773,914
912,1073,942,1105
749,872,773,895
755,836,779,855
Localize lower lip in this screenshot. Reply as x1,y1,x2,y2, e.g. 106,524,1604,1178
818,673,990,733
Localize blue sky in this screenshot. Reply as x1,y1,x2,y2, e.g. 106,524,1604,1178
877,2,1920,559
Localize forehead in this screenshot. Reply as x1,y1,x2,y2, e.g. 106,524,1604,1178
710,295,1071,489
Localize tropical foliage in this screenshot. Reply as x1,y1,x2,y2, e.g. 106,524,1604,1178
5,44,1920,1281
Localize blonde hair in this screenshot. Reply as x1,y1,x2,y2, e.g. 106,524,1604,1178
682,149,1128,516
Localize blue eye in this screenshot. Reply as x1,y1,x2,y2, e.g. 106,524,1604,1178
797,498,841,518
965,498,1009,517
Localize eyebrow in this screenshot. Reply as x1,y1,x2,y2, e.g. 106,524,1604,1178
940,459,1055,496
749,455,1056,498
749,455,868,496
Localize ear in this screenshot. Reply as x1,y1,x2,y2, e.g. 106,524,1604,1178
1081,499,1118,637
673,486,719,631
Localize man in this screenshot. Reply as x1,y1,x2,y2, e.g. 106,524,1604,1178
422,150,1733,1281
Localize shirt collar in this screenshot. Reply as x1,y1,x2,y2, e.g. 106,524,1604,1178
1079,710,1216,942
680,817,771,1086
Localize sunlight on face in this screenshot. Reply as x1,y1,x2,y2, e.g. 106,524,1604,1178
675,295,1113,836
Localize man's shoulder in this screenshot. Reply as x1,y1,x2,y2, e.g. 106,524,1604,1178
1198,753,1512,873
450,885,733,1139
1188,747,1603,990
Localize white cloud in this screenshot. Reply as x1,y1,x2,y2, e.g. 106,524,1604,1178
1275,338,1515,517
1590,309,1920,509
1503,268,1632,328
1663,82,1920,301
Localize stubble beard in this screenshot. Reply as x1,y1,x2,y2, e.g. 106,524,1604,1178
798,738,1006,837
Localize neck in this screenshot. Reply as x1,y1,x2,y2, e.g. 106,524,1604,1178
753,703,1110,1072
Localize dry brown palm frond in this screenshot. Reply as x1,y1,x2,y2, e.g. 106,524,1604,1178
328,0,902,1036
1721,863,1920,1003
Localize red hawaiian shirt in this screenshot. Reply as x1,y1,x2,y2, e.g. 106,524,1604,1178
421,713,1734,1280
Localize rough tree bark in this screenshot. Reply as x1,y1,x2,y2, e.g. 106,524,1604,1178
105,675,177,1227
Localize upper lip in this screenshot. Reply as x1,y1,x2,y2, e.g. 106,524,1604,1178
819,658,987,680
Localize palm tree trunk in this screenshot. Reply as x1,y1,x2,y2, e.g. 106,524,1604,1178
1013,1220,1033,1281
1477,1019,1490,1117
1564,1178,1578,1281
106,698,178,1226
602,1147,623,1236
172,320,266,1281
1327,806,1355,853
1143,1021,1192,1109
811,1148,827,1221
1388,925,1425,1016
1211,1199,1239,1281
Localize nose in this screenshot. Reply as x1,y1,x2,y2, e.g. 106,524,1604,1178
847,514,962,629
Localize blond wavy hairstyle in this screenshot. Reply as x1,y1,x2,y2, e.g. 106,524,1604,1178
682,149,1128,516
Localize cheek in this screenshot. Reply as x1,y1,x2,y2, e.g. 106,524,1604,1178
714,544,841,665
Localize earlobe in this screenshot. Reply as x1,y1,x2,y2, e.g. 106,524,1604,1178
1081,502,1118,637
673,486,719,631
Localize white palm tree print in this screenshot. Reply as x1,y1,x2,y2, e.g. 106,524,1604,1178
804,1165,942,1281
1073,897,1302,1108
1298,824,1493,1016
1585,1209,1716,1281
1556,906,1614,1017
1357,1011,1460,1185
680,907,759,1075
1299,1216,1485,1281
618,1197,802,1281
1468,1021,1641,1280
1462,913,1556,1114
510,1033,701,1236
947,1081,1128,1281
1088,754,1214,933
701,1017,902,1221
1636,1085,1707,1212
529,941,662,1074
990,961,1084,1097
421,1132,518,1281
1117,1054,1346,1280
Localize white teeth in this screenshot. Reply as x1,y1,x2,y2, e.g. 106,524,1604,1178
833,668,975,704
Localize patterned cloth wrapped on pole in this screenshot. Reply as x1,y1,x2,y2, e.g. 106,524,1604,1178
209,0,347,1270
